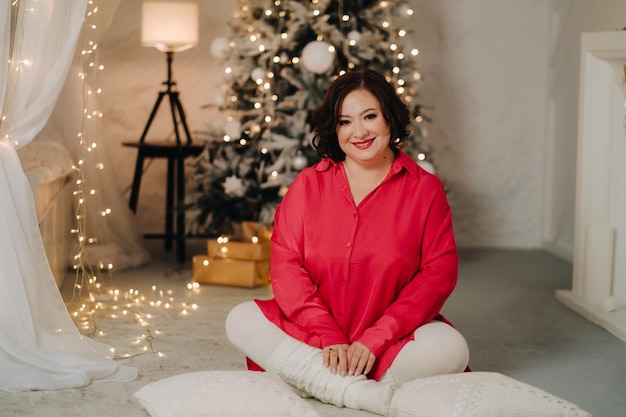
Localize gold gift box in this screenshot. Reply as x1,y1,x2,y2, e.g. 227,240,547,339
192,255,270,288
207,240,270,261
192,222,273,288
242,221,273,242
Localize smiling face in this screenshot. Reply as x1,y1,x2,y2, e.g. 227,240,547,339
336,88,393,167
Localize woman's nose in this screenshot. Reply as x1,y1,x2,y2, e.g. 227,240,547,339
353,120,368,138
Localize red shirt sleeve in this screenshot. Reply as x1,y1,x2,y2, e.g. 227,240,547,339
269,174,350,347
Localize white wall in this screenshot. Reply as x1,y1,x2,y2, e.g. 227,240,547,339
541,1,584,260
542,0,626,260
410,0,626,253
411,0,550,249
96,0,626,251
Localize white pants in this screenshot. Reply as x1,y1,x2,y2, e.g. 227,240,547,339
226,301,469,388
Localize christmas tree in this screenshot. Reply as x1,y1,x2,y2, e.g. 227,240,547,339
186,0,431,236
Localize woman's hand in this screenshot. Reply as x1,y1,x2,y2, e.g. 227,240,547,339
323,342,376,377
323,344,349,375
347,341,376,376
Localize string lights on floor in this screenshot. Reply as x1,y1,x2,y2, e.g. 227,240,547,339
67,0,198,360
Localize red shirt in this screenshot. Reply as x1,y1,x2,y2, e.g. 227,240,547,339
255,151,458,379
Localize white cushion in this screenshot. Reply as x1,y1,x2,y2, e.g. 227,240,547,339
389,371,591,417
133,370,321,417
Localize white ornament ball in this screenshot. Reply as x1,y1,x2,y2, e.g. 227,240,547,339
251,67,265,81
291,153,308,171
224,119,241,138
301,41,335,74
210,37,230,60
347,30,362,44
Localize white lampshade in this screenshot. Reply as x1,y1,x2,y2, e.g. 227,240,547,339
142,2,199,52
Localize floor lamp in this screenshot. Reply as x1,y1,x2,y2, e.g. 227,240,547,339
126,1,200,262
138,1,199,145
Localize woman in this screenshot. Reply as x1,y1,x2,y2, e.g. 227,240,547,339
226,68,469,415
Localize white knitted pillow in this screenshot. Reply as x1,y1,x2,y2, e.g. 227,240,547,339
389,372,591,417
133,370,321,417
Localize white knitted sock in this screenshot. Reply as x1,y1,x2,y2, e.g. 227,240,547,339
266,336,392,415
347,379,394,416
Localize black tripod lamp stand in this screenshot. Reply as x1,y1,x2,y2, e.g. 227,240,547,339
126,1,200,262
137,50,193,146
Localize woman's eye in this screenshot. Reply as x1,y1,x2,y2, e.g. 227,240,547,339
365,113,377,120
338,120,350,126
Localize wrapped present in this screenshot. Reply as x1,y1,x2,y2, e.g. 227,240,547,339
207,239,270,261
192,255,270,288
242,221,273,242
192,222,273,287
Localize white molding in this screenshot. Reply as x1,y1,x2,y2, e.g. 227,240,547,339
556,31,626,343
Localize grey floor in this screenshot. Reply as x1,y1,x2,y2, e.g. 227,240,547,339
2,241,625,417
449,249,626,417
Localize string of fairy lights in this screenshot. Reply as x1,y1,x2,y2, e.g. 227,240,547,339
67,0,197,360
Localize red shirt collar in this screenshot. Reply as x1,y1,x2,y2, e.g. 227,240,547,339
314,150,420,178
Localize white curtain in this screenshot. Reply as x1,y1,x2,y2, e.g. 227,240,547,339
0,0,135,392
40,0,151,270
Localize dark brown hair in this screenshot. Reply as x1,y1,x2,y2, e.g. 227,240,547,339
311,68,411,161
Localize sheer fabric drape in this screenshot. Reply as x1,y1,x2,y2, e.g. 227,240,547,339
0,0,135,392
40,0,151,270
